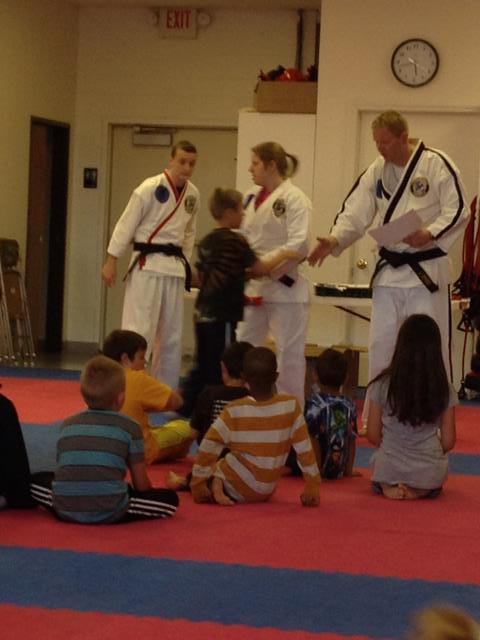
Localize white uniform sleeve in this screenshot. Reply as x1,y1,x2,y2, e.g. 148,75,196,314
283,190,311,257
107,192,145,258
426,161,469,253
330,166,378,256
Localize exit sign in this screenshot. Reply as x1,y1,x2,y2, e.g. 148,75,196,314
159,8,197,39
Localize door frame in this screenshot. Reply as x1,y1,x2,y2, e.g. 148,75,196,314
27,116,70,352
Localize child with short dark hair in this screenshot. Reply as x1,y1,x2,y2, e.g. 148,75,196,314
367,314,456,500
304,348,358,479
179,187,301,417
102,329,192,464
30,355,179,523
189,341,253,443
190,346,320,507
165,341,253,491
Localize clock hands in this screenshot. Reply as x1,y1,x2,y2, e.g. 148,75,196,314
397,57,429,76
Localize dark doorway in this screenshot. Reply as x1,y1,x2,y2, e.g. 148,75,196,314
26,118,69,352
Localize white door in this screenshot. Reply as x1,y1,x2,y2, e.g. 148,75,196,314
102,126,238,354
349,109,480,385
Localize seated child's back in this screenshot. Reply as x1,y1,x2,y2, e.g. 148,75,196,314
304,348,358,479
191,347,320,506
30,356,179,523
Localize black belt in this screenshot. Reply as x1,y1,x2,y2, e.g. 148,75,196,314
371,246,446,293
124,242,192,291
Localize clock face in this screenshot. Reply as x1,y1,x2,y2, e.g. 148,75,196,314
391,39,439,87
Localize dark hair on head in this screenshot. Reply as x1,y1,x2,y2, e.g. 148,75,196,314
221,341,253,379
171,140,197,157
315,348,348,389
102,329,148,363
251,141,298,178
209,188,243,221
370,314,449,426
243,346,277,393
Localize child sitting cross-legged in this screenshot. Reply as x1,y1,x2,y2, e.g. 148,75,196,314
166,340,253,491
102,329,193,464
304,348,359,479
30,355,179,523
190,346,320,507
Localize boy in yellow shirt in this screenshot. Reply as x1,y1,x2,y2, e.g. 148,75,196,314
102,330,193,464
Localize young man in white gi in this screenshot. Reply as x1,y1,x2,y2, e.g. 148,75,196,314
102,140,200,388
308,110,469,422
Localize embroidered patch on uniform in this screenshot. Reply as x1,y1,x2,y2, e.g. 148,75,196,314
185,195,197,214
410,177,429,197
272,198,286,217
155,184,170,203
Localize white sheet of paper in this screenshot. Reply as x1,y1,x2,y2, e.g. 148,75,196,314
368,209,424,246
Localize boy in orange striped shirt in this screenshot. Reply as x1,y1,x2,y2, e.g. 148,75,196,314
191,347,320,506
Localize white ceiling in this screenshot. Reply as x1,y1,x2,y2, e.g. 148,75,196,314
66,0,322,9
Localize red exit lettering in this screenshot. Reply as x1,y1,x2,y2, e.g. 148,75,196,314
166,9,191,29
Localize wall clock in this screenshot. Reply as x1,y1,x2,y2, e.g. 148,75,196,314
391,38,439,87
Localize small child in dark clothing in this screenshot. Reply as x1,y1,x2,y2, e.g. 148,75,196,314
179,187,300,417
304,348,358,479
189,341,253,443
166,341,253,490
0,392,36,509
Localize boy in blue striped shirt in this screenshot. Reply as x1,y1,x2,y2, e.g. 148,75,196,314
30,355,178,523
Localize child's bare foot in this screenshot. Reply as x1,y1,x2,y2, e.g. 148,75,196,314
398,483,431,500
211,476,235,506
381,483,406,500
165,471,189,491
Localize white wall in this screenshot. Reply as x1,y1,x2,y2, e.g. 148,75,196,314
0,0,78,254
311,0,480,382
314,0,480,265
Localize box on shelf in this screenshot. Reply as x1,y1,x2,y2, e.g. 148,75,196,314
253,81,317,114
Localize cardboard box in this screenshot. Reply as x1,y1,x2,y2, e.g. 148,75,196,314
254,81,317,114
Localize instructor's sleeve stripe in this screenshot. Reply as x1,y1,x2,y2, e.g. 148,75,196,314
426,147,465,239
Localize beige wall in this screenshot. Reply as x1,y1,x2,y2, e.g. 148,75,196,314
314,0,480,275
66,6,314,342
0,0,78,252
312,0,480,382
4,0,480,373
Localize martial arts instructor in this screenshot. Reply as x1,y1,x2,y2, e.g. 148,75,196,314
308,111,468,420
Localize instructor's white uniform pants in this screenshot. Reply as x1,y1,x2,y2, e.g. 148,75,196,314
363,284,452,422
122,270,184,388
236,302,309,406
